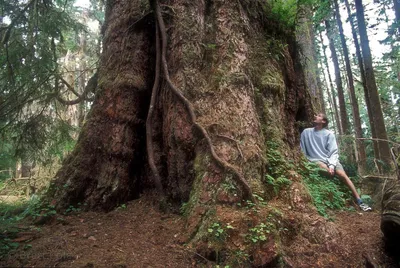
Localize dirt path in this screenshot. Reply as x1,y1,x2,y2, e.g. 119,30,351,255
0,198,398,267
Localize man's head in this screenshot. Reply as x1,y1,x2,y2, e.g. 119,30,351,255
313,113,328,128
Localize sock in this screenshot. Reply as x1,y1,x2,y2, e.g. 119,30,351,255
357,198,363,205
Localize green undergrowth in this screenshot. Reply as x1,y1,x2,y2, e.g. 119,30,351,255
264,141,293,196
0,195,80,257
0,200,31,257
299,161,351,218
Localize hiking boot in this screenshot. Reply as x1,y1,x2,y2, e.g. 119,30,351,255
359,202,372,212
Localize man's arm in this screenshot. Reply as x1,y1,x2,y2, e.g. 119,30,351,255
300,130,307,156
326,132,339,169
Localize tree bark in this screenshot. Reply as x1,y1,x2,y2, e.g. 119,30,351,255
394,0,400,34
325,20,350,135
355,0,393,172
320,30,342,134
334,0,366,173
296,6,325,113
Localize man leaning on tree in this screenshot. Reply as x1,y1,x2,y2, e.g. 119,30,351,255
300,113,372,212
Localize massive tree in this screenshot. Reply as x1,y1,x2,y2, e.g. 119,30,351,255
45,0,355,266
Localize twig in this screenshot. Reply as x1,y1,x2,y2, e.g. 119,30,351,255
354,137,400,146
155,1,255,203
55,72,98,105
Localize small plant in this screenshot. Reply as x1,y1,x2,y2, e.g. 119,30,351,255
117,203,127,210
253,194,267,206
265,175,292,194
231,250,250,266
208,222,225,239
247,222,274,243
65,205,80,214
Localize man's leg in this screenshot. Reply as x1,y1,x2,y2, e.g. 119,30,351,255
334,169,360,200
315,161,360,200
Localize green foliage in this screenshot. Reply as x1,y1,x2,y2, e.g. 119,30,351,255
264,141,293,195
300,161,347,218
65,204,81,214
264,0,318,30
0,0,102,166
208,222,227,240
117,203,127,210
247,222,274,243
246,210,285,244
0,197,48,257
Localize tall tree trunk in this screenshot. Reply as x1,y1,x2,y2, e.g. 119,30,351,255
320,60,338,132
46,0,355,266
296,5,325,113
320,30,341,134
344,0,380,169
394,0,400,34
355,0,393,172
325,20,350,135
334,0,367,173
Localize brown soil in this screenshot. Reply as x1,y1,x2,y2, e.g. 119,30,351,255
0,197,399,268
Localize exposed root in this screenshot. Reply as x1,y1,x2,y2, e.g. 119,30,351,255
146,24,164,197
154,1,255,203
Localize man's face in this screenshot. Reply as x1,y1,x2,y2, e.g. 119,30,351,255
313,114,326,125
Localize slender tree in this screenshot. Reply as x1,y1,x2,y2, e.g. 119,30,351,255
394,0,400,34
344,0,380,167
320,30,342,134
334,0,366,172
325,20,350,134
355,0,393,172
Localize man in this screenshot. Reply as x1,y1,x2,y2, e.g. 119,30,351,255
300,113,372,212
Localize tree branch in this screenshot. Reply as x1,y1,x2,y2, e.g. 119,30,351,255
55,72,98,105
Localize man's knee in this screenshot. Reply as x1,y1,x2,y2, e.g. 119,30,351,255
335,169,350,181
316,161,329,171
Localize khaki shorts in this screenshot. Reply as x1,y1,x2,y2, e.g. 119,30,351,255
315,161,344,171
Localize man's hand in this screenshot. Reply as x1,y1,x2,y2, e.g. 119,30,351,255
328,167,335,176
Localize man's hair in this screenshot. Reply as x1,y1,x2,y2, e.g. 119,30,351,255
319,113,329,128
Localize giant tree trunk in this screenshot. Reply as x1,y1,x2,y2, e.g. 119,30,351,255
296,6,325,113
47,0,354,266
355,0,393,173
334,0,366,173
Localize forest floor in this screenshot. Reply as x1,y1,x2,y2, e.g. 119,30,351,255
0,195,399,268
